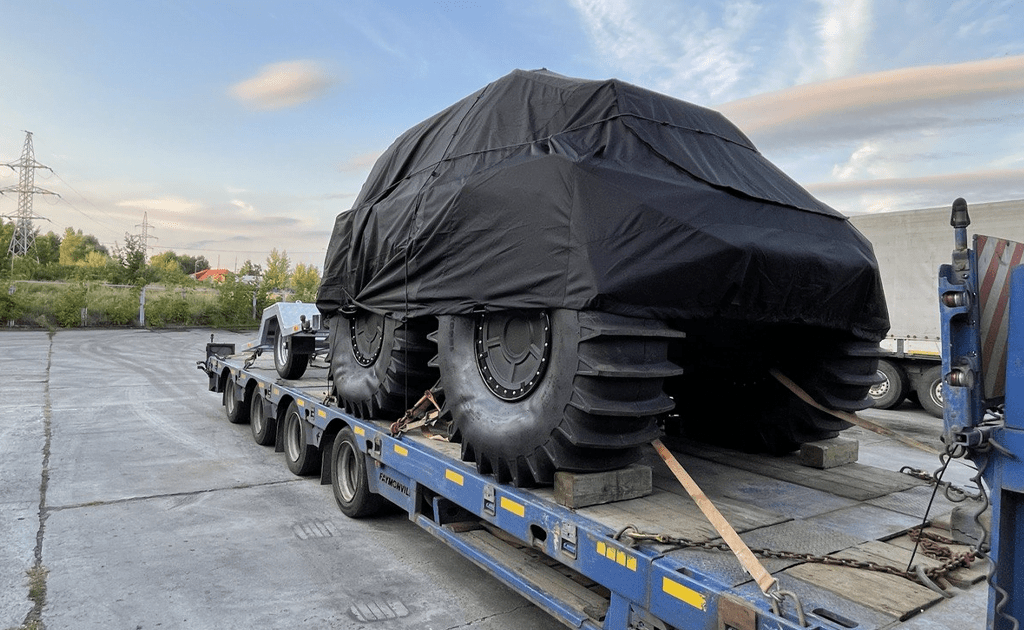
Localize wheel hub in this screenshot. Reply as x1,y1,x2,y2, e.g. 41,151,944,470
350,312,385,367
475,311,550,401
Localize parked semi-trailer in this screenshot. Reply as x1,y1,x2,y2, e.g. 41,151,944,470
850,199,1024,417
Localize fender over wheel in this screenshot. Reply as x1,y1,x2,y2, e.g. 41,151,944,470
331,426,384,518
274,329,311,380
283,401,320,476
435,309,681,487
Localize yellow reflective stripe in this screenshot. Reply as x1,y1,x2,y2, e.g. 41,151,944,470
445,470,464,485
273,387,280,396
500,497,525,517
317,409,326,418
353,426,365,436
663,577,706,611
394,444,408,457
296,399,304,407
596,541,637,571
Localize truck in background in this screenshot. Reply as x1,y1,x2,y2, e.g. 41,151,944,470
850,199,1024,416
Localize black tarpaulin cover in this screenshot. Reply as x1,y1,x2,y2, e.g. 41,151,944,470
317,69,889,341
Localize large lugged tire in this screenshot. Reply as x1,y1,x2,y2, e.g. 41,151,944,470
274,329,310,380
332,426,384,518
283,401,320,476
667,331,881,454
329,312,437,419
434,309,683,487
869,359,907,409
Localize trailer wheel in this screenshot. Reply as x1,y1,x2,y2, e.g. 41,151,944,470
331,426,383,518
915,365,944,418
274,328,310,380
250,392,276,446
283,401,319,475
224,379,246,424
869,359,907,409
435,310,674,487
330,312,437,419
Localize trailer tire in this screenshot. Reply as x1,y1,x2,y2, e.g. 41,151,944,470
224,379,246,424
915,365,944,418
274,328,310,380
283,401,319,476
250,393,276,446
869,359,906,409
331,426,383,518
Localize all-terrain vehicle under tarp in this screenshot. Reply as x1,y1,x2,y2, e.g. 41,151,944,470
317,69,889,486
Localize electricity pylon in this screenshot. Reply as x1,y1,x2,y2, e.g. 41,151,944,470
136,211,157,262
2,131,58,257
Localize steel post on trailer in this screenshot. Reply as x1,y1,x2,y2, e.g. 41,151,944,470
939,198,1024,630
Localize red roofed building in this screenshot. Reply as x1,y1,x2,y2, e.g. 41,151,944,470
194,268,230,282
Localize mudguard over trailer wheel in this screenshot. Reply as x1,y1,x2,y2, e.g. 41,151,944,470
274,329,310,380
434,309,683,487
331,426,384,518
283,401,320,476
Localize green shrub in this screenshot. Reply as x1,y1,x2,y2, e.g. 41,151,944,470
54,284,88,328
88,285,139,326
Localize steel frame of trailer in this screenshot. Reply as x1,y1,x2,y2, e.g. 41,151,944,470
205,352,816,630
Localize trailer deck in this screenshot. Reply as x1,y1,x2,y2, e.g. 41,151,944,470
206,353,987,630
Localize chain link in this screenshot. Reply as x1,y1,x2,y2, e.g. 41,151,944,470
615,524,975,586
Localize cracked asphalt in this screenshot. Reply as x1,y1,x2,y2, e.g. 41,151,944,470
1,329,563,630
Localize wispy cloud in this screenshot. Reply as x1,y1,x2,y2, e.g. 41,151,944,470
229,60,336,111
808,167,1024,214
804,0,873,82
117,197,203,214
567,0,761,102
718,54,1024,145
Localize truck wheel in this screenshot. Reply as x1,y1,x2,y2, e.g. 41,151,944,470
274,329,310,380
330,312,437,419
915,365,944,418
435,310,677,487
250,392,276,446
869,359,906,409
224,379,246,423
332,426,384,518
283,401,319,475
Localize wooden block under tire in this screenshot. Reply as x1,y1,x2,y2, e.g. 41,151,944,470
799,437,859,469
554,464,653,508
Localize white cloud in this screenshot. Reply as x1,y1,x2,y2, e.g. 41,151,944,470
567,0,760,102
804,0,873,82
229,60,336,111
116,197,202,214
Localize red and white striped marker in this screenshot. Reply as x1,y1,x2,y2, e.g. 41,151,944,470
976,234,1024,400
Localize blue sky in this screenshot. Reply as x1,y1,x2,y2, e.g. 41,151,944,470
1,0,1022,270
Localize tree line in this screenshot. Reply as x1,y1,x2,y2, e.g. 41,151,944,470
1,222,322,328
